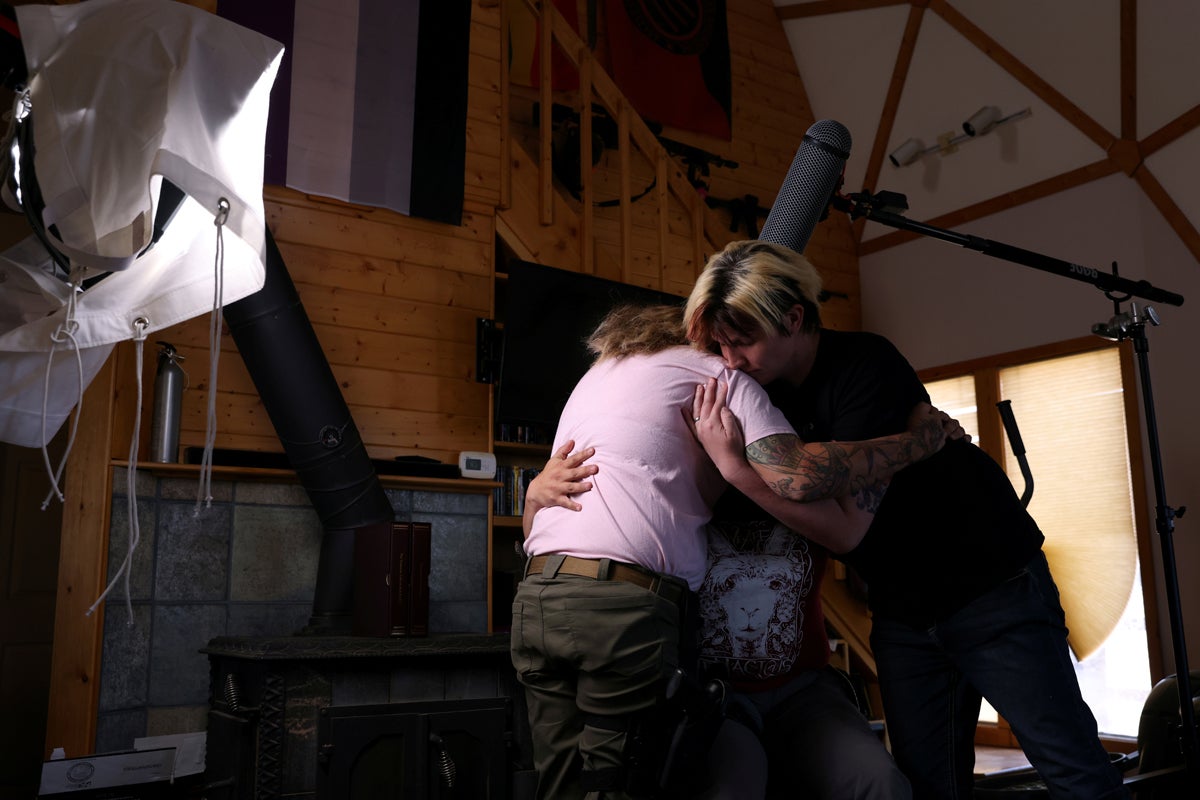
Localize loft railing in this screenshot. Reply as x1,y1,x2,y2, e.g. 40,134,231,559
501,0,728,284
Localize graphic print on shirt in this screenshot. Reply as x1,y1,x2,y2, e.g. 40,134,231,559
698,520,814,681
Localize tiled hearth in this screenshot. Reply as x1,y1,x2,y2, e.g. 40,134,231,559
94,467,492,755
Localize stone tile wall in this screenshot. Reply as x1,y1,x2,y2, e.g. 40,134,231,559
94,468,490,753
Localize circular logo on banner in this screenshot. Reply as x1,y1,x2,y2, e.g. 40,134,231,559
623,0,716,55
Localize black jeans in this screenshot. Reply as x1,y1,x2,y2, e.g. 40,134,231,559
870,552,1128,800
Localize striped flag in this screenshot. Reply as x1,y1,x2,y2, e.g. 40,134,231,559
218,0,471,225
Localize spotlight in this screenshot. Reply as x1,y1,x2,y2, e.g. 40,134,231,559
890,106,1032,167
963,105,1002,137
888,138,924,168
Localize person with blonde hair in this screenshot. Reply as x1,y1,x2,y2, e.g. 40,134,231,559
684,239,1128,800
512,300,952,799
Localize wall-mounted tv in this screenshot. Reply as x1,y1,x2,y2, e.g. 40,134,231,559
495,261,684,440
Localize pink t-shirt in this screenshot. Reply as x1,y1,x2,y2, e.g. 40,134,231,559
524,346,794,590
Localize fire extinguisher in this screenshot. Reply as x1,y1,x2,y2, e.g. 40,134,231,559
149,342,186,463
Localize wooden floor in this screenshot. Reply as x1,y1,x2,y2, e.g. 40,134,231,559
975,745,1032,777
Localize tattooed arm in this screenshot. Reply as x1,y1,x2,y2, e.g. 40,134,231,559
714,447,886,553
693,377,951,503
744,423,937,502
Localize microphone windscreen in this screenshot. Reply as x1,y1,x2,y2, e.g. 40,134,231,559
760,119,851,254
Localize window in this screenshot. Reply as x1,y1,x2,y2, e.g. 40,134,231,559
924,338,1157,744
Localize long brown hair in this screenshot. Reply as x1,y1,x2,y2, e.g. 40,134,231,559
586,303,689,362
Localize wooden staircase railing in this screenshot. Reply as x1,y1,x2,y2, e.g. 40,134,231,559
499,0,731,288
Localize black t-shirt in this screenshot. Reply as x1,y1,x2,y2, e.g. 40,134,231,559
767,329,1045,625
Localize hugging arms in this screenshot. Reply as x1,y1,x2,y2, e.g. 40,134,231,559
525,378,962,551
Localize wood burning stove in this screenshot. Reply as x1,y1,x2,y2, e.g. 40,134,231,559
202,633,534,799
316,698,509,797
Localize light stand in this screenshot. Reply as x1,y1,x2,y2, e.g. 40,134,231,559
1103,297,1197,777
832,189,1198,783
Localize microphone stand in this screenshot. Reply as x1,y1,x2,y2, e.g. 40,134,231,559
831,191,1186,307
833,190,1197,784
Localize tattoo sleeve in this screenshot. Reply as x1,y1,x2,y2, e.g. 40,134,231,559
746,415,941,503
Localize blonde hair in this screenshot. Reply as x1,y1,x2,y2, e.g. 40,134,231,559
587,303,689,362
684,240,823,349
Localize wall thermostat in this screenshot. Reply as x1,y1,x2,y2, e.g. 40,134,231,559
458,451,497,480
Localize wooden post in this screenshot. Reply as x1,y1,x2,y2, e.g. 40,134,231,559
44,355,118,757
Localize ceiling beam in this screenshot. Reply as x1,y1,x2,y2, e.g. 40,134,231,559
855,3,926,245
931,0,1115,153
1141,103,1200,160
1133,166,1200,266
1120,0,1137,140
859,158,1121,255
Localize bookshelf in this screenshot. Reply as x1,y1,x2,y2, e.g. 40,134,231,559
489,439,550,633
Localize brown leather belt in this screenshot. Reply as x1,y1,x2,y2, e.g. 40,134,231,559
525,554,683,602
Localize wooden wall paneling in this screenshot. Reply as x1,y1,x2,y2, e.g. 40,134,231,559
656,151,670,277
579,50,595,274
496,131,583,270
293,282,483,343
467,0,503,206
44,356,118,757
538,0,554,224
109,340,144,462
729,64,811,123
586,240,626,286
464,149,504,207
618,101,633,270
301,326,480,381
498,0,512,210
279,243,494,312
353,406,490,464
469,3,501,60
264,196,493,271
173,391,488,466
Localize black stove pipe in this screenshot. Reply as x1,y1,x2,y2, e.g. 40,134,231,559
223,228,394,634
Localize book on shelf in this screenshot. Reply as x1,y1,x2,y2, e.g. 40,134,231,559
493,464,542,516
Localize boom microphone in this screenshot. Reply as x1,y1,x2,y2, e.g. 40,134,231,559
759,119,851,254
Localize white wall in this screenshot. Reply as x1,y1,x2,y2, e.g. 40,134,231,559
859,172,1200,678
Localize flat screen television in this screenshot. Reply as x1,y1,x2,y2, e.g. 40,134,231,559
495,261,684,441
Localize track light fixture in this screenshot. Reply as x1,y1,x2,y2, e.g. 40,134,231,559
888,106,1032,167
963,105,1002,136
888,138,923,168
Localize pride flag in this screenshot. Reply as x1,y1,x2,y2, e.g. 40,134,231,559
218,0,471,225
